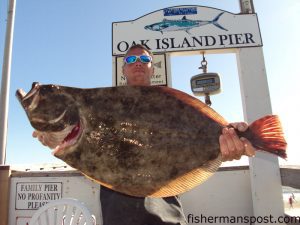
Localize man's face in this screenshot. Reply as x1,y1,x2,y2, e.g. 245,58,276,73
122,48,154,86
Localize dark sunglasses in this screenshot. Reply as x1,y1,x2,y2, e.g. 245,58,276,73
124,55,152,64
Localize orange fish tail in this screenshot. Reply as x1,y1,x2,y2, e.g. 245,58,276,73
246,115,287,159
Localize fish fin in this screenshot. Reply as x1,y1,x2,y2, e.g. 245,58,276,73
79,171,115,189
149,155,222,197
247,115,287,158
185,29,191,35
212,22,228,31
213,12,225,22
159,86,228,126
182,16,187,20
211,12,228,31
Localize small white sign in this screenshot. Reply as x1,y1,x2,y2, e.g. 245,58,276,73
112,5,262,55
115,54,168,86
15,182,62,210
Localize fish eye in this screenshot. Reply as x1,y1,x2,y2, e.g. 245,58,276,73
153,25,160,30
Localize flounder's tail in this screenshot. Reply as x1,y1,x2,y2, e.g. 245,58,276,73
243,115,287,158
152,115,287,197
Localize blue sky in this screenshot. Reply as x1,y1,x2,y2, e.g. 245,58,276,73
0,0,299,166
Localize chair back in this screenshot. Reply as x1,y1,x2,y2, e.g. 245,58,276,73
29,198,95,225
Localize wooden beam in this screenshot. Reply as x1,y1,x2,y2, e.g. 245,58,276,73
0,165,11,225
281,166,300,189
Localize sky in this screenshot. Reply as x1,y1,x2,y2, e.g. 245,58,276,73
0,0,299,167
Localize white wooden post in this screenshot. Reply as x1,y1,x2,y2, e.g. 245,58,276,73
236,47,285,222
0,0,16,165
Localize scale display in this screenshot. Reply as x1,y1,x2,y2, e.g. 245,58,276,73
190,73,221,96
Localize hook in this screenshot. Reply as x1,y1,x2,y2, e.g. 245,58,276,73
199,52,208,73
205,93,212,106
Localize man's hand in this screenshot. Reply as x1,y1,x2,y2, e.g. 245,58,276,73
219,122,255,161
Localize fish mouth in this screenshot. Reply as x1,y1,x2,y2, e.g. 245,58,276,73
52,120,84,156
144,25,152,30
16,82,40,111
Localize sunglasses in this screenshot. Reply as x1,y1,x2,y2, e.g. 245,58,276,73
124,55,152,64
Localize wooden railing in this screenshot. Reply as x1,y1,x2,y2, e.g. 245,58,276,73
280,166,300,190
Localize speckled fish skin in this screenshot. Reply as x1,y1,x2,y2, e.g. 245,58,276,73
17,83,288,196
17,83,225,196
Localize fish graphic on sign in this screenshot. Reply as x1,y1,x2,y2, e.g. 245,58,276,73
144,12,228,34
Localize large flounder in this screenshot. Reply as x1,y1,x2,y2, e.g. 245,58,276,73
16,83,287,197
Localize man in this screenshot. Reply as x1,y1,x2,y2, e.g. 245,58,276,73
120,44,254,161
33,44,255,225
99,44,255,225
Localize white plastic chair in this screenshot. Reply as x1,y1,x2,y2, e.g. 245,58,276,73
29,198,95,225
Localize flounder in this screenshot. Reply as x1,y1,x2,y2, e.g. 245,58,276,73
16,83,287,197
